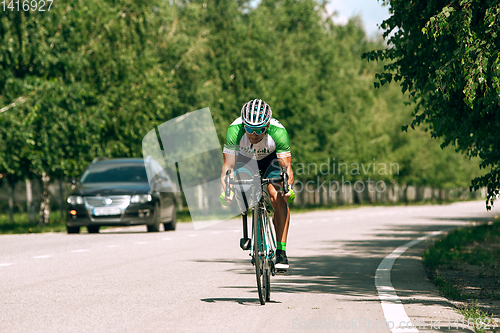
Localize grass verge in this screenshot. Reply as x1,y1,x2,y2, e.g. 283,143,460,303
422,220,500,331
177,209,192,222
457,301,493,333
0,210,194,234
0,212,67,234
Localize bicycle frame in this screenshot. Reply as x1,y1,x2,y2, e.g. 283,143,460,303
225,166,289,305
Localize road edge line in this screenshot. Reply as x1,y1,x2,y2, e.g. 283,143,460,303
375,231,443,333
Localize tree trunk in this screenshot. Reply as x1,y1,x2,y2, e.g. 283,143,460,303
38,172,51,225
7,177,15,224
197,184,203,210
59,179,65,221
298,180,306,208
402,184,408,204
26,179,36,223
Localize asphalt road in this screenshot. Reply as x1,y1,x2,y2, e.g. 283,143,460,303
1,201,499,333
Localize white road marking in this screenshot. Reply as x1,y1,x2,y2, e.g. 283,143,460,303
163,237,173,241
107,245,120,248
375,231,443,333
34,255,52,259
189,234,198,237
0,263,13,267
210,231,221,235
135,242,148,244
72,249,89,253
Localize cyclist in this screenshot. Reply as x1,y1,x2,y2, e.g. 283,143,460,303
220,99,295,271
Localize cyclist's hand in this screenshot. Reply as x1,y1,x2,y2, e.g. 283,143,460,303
282,186,295,204
220,191,234,206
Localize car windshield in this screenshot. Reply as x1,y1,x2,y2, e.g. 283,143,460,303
80,164,149,183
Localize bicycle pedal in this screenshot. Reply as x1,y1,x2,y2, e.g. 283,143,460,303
240,238,251,250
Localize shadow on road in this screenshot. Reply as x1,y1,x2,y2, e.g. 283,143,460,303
197,216,494,308
422,216,496,223
200,297,281,305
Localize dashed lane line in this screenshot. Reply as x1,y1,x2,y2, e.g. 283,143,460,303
3,229,223,266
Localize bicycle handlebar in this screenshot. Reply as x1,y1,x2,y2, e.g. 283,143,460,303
225,170,231,197
224,166,289,198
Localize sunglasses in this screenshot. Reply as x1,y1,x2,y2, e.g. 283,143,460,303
244,125,267,135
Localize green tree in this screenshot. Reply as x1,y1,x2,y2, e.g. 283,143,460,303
0,0,182,223
363,0,500,208
0,0,487,224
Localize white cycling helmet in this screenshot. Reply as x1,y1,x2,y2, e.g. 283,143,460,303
241,99,272,127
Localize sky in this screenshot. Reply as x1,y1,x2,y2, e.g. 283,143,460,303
326,0,391,38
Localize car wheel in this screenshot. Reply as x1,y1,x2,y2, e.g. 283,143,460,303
87,225,100,234
163,205,177,231
67,226,80,234
147,203,161,232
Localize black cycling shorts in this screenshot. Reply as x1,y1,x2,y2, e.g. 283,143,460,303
236,151,281,179
233,151,281,213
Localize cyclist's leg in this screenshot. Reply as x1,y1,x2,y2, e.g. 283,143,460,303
233,156,258,250
233,189,252,250
261,156,290,270
267,182,290,271
267,182,290,245
260,155,288,242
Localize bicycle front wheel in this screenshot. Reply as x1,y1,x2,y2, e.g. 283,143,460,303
253,209,266,305
261,210,272,302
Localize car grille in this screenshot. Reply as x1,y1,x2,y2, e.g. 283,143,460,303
84,195,131,208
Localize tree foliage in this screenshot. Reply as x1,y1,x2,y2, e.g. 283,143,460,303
364,0,500,208
0,0,485,221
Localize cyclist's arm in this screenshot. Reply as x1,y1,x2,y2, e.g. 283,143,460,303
267,119,292,186
221,153,236,192
221,119,244,190
278,156,294,187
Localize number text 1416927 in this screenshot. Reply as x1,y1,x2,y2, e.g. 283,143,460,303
2,0,53,11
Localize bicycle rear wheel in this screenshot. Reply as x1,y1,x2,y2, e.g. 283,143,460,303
253,209,266,305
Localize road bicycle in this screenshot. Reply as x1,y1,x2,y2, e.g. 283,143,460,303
225,166,289,305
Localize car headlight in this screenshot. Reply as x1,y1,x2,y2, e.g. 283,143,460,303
131,194,152,203
67,196,84,205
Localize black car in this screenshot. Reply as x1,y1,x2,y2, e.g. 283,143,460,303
66,158,177,234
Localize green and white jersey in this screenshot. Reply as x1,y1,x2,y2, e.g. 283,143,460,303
223,118,291,160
